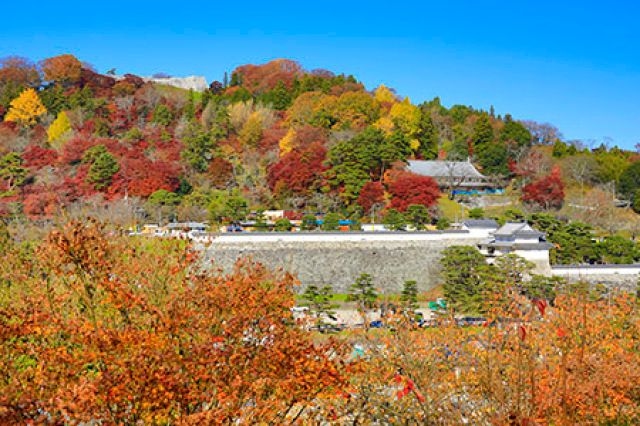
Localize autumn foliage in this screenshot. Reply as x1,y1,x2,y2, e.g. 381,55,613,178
0,221,346,423
267,142,327,197
40,53,83,84
3,88,47,126
1,221,639,424
386,172,440,212
357,181,385,213
522,166,565,209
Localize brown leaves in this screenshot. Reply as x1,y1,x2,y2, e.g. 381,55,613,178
1,221,346,424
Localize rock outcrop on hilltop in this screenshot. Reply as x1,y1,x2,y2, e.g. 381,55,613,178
146,75,208,92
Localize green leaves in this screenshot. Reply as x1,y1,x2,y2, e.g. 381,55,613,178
87,151,119,190
0,152,27,196
440,245,488,315
180,122,215,172
349,273,378,311
301,284,338,324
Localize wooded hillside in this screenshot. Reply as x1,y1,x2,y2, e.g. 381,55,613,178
1,54,638,231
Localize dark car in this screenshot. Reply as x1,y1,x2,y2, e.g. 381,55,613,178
369,320,384,328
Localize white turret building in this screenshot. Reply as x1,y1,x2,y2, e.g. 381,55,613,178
478,222,553,274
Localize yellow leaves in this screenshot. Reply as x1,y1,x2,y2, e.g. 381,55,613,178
238,111,263,147
4,87,47,126
374,84,397,106
373,115,395,134
47,110,72,148
285,90,325,126
390,97,421,137
278,128,296,156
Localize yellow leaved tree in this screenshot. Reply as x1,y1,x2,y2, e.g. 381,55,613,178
47,111,72,148
278,128,296,155
4,88,47,126
374,84,397,106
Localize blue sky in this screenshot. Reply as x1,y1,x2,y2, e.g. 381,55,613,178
2,1,639,148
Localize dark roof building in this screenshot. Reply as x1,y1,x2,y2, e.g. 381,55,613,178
407,159,496,190
462,219,499,229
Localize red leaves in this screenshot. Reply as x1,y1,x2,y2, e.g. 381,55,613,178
534,299,548,317
387,172,440,212
231,59,302,94
556,327,568,339
267,142,327,196
22,145,58,169
518,324,527,342
357,181,385,214
522,166,565,210
394,373,426,403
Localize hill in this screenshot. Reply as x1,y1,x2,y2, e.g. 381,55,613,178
1,54,639,236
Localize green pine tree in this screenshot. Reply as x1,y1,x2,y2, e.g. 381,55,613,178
400,280,419,314
349,273,378,312
440,246,489,315
302,285,338,325
87,152,119,190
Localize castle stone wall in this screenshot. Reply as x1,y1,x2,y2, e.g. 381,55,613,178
198,233,639,293
200,232,486,293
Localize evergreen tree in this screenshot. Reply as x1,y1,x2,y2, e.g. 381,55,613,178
87,152,119,190
477,141,509,176
302,285,338,325
301,214,318,231
259,81,292,110
436,217,450,230
417,109,439,159
181,123,214,172
472,113,494,155
467,207,484,219
321,212,341,231
400,280,419,314
274,218,292,232
440,246,489,315
405,204,430,230
148,189,181,207
500,114,532,147
82,144,109,164
254,210,269,231
152,104,174,126
0,152,27,196
38,85,70,116
349,273,378,312
618,161,640,202
383,208,406,231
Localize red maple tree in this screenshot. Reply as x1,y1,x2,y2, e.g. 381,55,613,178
387,172,440,212
357,181,385,214
521,166,565,209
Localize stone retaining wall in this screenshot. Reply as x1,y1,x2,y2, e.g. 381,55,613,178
199,233,639,293
200,232,486,293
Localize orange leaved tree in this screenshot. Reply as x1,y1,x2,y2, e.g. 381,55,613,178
0,220,346,424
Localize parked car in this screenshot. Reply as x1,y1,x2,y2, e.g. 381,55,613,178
369,320,384,328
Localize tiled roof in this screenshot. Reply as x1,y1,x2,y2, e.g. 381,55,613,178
408,160,486,179
493,222,543,237
462,219,499,229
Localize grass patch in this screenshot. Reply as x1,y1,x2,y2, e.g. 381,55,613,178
437,196,466,221
295,293,350,305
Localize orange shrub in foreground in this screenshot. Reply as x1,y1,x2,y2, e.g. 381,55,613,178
0,221,346,424
0,221,639,424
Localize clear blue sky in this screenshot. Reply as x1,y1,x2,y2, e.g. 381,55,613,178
2,1,639,148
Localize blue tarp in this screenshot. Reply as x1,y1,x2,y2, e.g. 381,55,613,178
452,188,505,196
